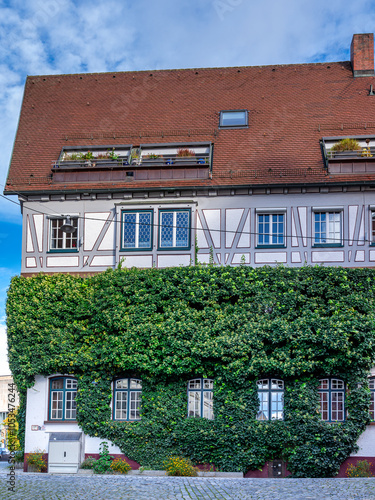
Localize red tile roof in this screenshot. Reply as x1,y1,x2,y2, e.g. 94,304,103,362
5,59,375,194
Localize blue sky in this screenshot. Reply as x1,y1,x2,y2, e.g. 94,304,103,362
1,0,375,374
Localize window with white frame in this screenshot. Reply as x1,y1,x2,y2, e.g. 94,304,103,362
257,213,285,247
49,218,78,251
219,110,248,128
49,377,77,421
121,210,153,251
159,209,190,249
256,379,284,421
318,378,345,422
313,211,342,246
113,378,142,421
188,378,214,419
370,377,375,421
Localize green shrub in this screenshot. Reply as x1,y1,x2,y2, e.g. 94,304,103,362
92,442,113,474
26,449,46,472
80,456,96,469
110,458,132,474
163,456,197,476
346,460,373,477
13,451,24,463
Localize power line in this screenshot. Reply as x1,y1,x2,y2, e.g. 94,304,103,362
0,191,372,245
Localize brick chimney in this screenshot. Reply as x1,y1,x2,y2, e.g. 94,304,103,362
350,33,374,77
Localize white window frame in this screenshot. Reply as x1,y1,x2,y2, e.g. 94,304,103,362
369,377,375,421
256,212,286,247
187,378,214,420
121,210,153,251
48,217,79,252
113,378,142,421
313,208,343,246
49,377,77,421
256,379,284,421
318,378,345,422
159,209,191,250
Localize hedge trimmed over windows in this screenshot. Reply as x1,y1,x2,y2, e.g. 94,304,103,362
6,265,375,477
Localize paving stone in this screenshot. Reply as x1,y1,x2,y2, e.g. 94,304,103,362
0,470,375,500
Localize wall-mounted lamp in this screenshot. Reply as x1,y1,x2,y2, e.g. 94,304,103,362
61,216,76,234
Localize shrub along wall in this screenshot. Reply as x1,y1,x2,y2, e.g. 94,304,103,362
6,265,375,477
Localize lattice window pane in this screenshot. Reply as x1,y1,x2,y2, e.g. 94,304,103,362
331,379,344,390
160,212,174,247
130,379,142,389
189,379,201,389
138,213,151,248
188,391,201,417
65,391,77,419
271,392,283,420
203,391,214,420
203,379,213,390
271,379,284,390
319,392,329,421
129,391,141,420
51,392,63,419
331,392,344,421
176,212,189,247
370,393,375,421
123,213,137,248
257,392,269,420
318,379,329,390
115,391,128,420
116,379,128,389
257,380,269,390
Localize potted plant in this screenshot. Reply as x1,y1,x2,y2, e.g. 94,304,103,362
26,449,47,472
175,148,196,165
329,138,361,158
142,154,164,165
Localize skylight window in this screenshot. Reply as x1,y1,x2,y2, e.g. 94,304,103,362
219,110,248,128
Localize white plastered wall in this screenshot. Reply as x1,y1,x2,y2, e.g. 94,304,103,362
24,375,122,456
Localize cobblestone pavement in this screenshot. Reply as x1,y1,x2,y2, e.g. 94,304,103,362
1,472,375,500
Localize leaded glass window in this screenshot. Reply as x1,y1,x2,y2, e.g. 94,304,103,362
122,211,152,250
159,210,190,249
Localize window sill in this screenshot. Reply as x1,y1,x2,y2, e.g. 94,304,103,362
120,248,152,252
157,247,191,251
313,244,343,248
47,249,79,253
256,245,286,249
44,420,78,424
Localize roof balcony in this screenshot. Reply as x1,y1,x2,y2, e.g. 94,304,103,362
321,136,375,174
51,143,213,183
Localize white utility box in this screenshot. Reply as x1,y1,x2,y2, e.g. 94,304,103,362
48,432,82,473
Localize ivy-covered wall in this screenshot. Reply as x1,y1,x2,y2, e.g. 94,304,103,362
6,265,375,477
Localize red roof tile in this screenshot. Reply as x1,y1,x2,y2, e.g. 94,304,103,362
5,59,375,194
